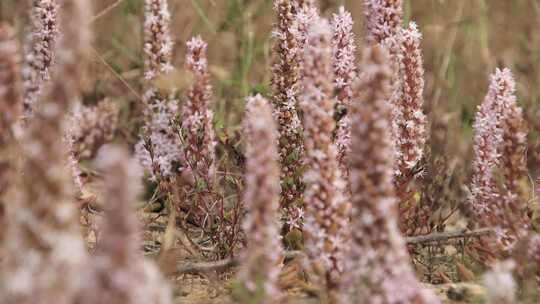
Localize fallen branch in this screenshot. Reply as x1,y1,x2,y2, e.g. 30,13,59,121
405,228,493,245
174,228,492,274
175,251,305,274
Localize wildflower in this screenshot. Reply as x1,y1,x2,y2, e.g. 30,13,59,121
237,95,282,302
181,36,216,183
143,0,173,81
468,69,528,251
22,0,60,119
331,6,356,181
497,69,529,249
1,1,92,302
344,45,439,304
84,145,172,304
271,0,305,228
300,19,348,301
136,0,181,181
0,23,22,245
394,22,427,179
484,260,517,304
363,0,404,45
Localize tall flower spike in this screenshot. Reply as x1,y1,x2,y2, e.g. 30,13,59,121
143,0,174,80
344,45,439,304
178,36,218,230
135,0,181,181
394,22,427,177
1,1,92,302
489,68,528,250
182,36,216,183
468,69,511,226
271,0,305,226
300,20,348,301
363,0,403,44
22,0,60,119
0,24,22,246
331,6,356,181
237,95,283,302
84,145,172,304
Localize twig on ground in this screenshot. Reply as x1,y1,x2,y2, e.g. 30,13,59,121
173,229,493,274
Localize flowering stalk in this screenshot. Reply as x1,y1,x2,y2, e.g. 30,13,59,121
393,22,427,184
344,45,439,304
135,0,181,181
468,71,506,221
180,36,218,227
181,36,216,184
363,0,403,45
85,145,172,304
1,1,92,302
497,71,530,249
331,7,356,182
300,19,348,302
0,24,22,245
468,69,527,251
22,0,60,119
271,0,305,228
237,95,283,303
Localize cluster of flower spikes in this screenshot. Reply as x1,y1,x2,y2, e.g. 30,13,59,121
0,23,22,247
468,68,530,251
1,1,92,302
82,145,172,304
135,0,182,182
343,45,440,304
300,18,349,302
331,6,356,185
22,0,60,120
364,0,428,181
271,0,306,230
237,95,283,302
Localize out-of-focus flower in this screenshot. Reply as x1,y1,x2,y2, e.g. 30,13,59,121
484,260,516,304
83,145,172,304
1,1,92,302
237,95,283,302
0,23,22,246
300,19,348,301
344,45,439,304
